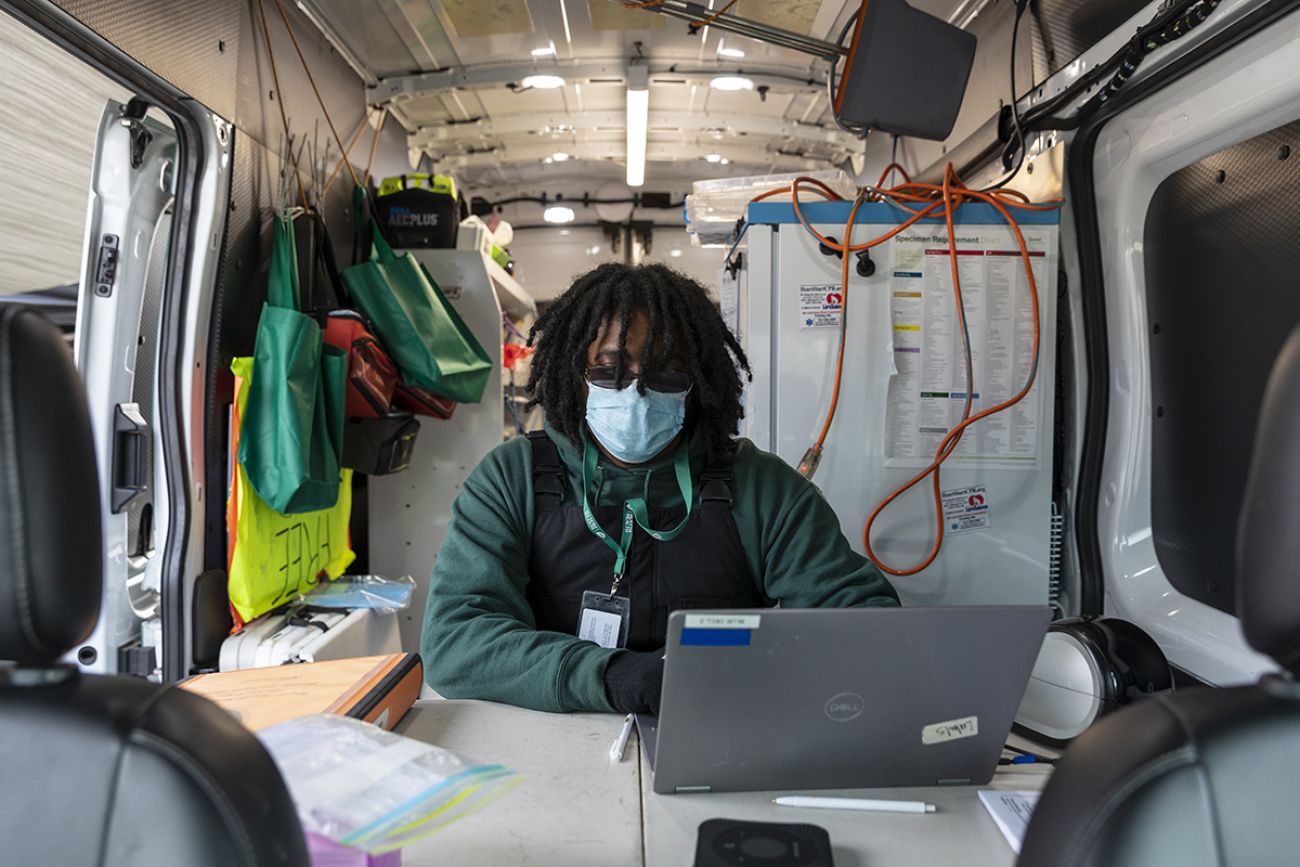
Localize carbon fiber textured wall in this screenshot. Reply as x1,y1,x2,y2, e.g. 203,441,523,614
1030,0,1151,77
1144,118,1300,615
51,0,407,164
54,0,241,119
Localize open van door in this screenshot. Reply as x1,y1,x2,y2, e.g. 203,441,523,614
72,97,178,678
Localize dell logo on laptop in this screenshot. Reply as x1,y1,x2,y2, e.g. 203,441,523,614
825,692,865,722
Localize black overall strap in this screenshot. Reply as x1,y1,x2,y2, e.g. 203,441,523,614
527,430,566,503
531,431,734,508
698,449,735,509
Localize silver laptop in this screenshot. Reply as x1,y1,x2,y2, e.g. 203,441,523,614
639,606,1050,795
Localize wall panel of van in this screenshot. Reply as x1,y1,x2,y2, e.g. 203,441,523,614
49,0,410,662
904,0,1150,178
54,0,241,120
1144,117,1300,616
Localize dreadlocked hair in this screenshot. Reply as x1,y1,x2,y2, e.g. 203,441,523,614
525,261,752,460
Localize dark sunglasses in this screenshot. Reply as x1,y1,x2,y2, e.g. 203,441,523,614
585,365,693,394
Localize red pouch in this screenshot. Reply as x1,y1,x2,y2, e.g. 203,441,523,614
324,311,400,418
392,383,457,419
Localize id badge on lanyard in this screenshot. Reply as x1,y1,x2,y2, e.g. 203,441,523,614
577,590,631,649
575,437,694,649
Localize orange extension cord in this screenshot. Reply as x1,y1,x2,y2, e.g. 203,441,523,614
759,164,1062,577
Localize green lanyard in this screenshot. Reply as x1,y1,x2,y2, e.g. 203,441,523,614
581,437,694,596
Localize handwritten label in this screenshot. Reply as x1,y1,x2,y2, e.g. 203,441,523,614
922,715,980,745
272,514,336,604
683,614,761,630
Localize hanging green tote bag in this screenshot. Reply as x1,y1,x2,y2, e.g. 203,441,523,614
340,186,493,404
238,213,349,514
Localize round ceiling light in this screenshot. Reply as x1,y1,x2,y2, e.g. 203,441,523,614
543,205,576,224
551,152,571,162
521,74,566,90
705,154,723,163
710,75,753,92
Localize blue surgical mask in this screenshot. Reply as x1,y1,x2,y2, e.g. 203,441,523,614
585,379,688,464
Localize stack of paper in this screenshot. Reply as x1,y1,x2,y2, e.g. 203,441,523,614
978,790,1041,854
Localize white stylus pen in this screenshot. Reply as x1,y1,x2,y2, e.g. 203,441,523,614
773,796,937,814
609,714,635,762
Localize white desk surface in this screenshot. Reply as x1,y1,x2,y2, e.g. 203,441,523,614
641,765,1053,867
395,700,1053,866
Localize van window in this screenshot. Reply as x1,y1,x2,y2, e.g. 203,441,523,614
0,12,142,337
1,10,183,676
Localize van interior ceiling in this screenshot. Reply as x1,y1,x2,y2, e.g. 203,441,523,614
3,0,1300,865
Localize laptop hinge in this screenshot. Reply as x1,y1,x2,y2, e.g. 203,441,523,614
675,785,712,794
937,778,972,786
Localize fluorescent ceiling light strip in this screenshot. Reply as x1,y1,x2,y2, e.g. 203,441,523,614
626,87,649,187
558,0,574,53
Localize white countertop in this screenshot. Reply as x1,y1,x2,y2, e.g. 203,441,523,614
395,700,1053,866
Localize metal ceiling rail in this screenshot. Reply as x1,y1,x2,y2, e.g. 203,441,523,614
622,0,847,61
946,0,998,29
369,59,831,105
431,140,837,170
412,110,859,149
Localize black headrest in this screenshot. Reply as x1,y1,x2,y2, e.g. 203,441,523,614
0,307,102,665
1238,324,1300,674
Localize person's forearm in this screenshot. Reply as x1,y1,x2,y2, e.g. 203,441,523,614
422,603,618,712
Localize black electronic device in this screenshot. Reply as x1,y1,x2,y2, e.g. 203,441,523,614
694,818,833,867
342,412,420,476
833,0,976,140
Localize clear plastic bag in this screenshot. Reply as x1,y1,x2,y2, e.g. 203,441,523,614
258,714,519,853
299,574,416,611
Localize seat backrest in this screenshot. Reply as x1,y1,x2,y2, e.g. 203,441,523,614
1018,324,1300,867
0,306,308,867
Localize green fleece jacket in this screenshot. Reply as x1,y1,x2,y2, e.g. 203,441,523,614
420,424,898,712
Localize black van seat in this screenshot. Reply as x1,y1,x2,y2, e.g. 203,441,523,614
0,306,308,866
1019,325,1300,867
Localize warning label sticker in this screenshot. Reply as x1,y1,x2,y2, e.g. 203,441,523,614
799,283,844,329
941,485,991,535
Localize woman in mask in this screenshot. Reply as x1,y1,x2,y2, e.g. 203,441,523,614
420,262,898,715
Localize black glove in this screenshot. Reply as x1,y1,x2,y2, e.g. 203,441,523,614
602,649,665,715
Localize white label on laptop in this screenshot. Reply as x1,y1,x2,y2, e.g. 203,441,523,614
683,614,761,629
579,608,623,649
921,715,980,745
941,485,991,535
